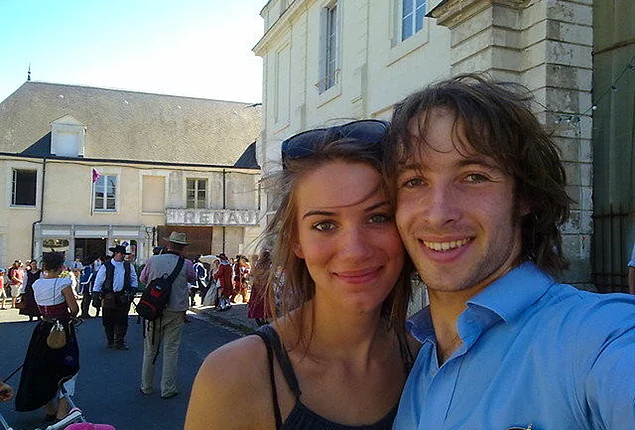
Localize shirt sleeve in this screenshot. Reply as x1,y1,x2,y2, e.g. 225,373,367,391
577,297,635,428
93,265,106,293
129,263,139,289
139,259,150,284
185,260,197,284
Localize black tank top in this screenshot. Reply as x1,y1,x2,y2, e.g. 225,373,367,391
253,325,412,430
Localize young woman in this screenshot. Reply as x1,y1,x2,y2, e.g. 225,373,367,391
15,251,80,423
186,120,417,429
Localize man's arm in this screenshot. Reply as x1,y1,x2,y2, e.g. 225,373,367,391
629,266,635,295
185,260,197,284
92,265,106,293
129,263,139,289
140,259,151,285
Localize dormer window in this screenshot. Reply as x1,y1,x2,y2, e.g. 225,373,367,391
51,115,85,157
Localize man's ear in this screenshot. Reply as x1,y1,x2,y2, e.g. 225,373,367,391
293,242,304,259
519,198,532,217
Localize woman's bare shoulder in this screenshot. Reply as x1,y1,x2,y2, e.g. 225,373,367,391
186,334,273,429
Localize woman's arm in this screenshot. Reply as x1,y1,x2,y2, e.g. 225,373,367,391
61,284,79,317
185,336,270,429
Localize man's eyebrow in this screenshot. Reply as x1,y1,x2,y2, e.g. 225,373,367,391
456,155,502,171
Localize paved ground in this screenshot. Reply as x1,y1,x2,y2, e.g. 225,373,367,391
0,302,248,430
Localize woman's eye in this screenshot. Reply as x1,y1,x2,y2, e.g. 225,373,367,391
313,221,335,232
369,214,391,224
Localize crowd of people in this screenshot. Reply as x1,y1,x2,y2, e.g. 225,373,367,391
2,75,635,429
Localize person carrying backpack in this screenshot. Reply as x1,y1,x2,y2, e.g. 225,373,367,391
138,231,196,399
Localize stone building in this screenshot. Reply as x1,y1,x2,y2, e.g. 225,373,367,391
254,0,634,291
0,81,262,267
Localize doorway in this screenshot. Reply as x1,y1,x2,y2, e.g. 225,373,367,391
75,238,107,265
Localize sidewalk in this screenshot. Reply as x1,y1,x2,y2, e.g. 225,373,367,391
189,302,259,336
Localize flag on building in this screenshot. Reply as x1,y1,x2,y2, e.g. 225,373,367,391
92,168,101,183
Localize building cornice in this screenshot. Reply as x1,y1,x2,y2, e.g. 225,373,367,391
253,0,313,56
427,0,529,28
0,152,260,173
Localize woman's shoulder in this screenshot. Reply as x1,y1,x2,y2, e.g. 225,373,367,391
187,334,273,428
197,333,274,398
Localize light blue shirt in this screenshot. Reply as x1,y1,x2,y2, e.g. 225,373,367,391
394,262,635,429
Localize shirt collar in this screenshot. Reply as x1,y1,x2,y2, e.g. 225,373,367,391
407,262,555,344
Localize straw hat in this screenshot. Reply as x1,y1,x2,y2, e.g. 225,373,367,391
163,231,190,245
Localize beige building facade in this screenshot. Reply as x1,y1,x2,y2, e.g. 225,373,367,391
254,0,596,288
0,82,262,267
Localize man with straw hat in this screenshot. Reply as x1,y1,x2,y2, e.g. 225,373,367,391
139,231,196,399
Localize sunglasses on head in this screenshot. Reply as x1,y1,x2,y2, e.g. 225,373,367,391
280,119,390,167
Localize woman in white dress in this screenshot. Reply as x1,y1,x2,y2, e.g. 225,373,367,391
15,251,80,424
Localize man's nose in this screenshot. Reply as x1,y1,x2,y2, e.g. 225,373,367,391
422,183,461,227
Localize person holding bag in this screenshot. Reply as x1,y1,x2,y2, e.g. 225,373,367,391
15,251,80,424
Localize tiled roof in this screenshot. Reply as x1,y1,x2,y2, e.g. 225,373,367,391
0,81,262,166
233,141,260,169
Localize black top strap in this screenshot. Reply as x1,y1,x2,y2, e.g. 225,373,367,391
252,329,283,430
257,325,301,397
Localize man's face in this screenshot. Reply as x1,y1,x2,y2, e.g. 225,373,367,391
113,252,125,262
395,108,525,298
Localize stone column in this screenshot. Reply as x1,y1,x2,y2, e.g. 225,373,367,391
428,0,594,287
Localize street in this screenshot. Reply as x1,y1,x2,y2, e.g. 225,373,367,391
0,306,240,429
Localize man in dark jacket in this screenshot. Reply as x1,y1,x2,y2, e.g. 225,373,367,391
93,245,138,349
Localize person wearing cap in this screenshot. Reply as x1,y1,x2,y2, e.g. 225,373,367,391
213,253,233,310
93,245,138,350
139,231,197,399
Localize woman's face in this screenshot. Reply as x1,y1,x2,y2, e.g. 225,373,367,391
30,261,38,270
293,160,405,313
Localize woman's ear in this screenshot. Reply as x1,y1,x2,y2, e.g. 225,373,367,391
293,242,304,259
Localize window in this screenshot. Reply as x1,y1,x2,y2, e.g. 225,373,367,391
186,178,207,209
401,0,426,41
94,174,117,211
319,2,338,93
12,169,37,206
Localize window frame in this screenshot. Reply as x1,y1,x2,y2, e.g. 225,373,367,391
318,1,340,94
11,168,37,207
93,174,118,212
186,178,208,209
401,0,426,42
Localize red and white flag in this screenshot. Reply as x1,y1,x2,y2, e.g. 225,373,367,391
92,168,101,183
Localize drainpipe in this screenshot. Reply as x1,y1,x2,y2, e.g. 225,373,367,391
31,157,47,258
222,169,227,253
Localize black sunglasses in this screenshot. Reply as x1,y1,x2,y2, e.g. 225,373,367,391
280,119,389,166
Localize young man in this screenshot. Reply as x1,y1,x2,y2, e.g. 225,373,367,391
388,75,635,429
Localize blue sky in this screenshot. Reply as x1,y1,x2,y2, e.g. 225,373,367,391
0,0,267,103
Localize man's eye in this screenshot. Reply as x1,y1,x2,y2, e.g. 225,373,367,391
465,173,489,183
401,178,424,188
313,221,335,232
